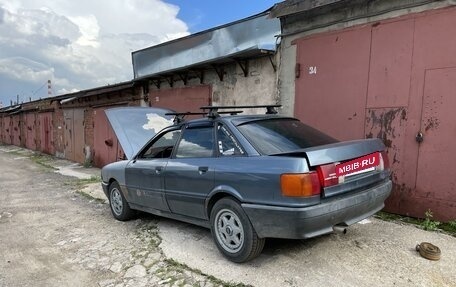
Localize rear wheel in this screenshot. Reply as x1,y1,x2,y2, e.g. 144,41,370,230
109,181,133,221
210,198,265,263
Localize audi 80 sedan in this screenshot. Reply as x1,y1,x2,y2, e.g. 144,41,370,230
101,105,392,262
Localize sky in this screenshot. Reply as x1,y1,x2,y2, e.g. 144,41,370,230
0,0,279,107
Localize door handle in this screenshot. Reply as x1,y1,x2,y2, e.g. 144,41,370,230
155,166,163,174
198,166,208,174
416,131,424,143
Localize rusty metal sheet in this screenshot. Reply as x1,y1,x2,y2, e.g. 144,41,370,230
63,110,74,161
367,19,414,108
73,109,85,163
365,107,408,213
150,85,211,117
0,115,2,143
63,109,85,163
294,27,371,141
0,115,5,144
38,112,54,155
24,112,37,150
2,116,12,144
414,67,456,221
11,115,22,147
93,107,124,168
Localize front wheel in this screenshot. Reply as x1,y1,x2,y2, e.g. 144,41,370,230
109,181,134,221
210,198,265,263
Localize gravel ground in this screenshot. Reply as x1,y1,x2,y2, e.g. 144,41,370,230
0,145,455,287
0,146,238,287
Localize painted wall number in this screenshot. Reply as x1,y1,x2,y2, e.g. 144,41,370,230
309,66,317,75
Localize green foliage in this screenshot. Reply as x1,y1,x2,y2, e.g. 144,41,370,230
440,220,456,235
376,211,455,237
422,209,440,231
83,159,93,168
30,154,58,170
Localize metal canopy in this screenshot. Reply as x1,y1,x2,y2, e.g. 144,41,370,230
59,81,135,105
0,105,21,114
132,12,281,81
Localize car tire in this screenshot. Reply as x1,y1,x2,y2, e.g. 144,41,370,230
210,198,265,263
109,181,134,221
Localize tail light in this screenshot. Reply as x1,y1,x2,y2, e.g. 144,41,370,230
281,172,321,197
378,151,390,171
316,164,338,187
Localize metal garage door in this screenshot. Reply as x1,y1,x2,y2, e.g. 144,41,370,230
38,112,54,155
93,107,124,167
63,109,85,163
24,112,37,151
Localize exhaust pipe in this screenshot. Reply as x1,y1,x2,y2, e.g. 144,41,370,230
333,225,347,234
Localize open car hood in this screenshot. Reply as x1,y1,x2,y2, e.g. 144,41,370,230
105,107,174,159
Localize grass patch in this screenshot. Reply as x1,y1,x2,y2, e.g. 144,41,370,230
422,209,440,231
440,220,456,235
75,190,105,204
78,175,102,184
375,211,456,237
163,258,252,287
30,154,58,170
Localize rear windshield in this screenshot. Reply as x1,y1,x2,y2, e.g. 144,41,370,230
237,119,337,155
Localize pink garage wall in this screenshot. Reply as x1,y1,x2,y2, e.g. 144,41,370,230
149,85,212,116
294,6,456,221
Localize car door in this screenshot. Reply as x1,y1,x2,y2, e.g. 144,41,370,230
125,128,181,211
164,122,216,219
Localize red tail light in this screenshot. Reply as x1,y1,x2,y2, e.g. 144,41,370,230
379,151,390,170
316,164,338,187
280,172,321,197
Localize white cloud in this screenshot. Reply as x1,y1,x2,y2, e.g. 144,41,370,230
0,0,189,104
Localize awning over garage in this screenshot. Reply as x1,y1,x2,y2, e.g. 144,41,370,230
132,11,281,81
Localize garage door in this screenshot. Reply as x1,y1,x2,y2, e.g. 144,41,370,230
294,27,371,141
93,107,124,168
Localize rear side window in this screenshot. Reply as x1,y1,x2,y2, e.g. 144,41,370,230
237,119,337,155
175,126,214,158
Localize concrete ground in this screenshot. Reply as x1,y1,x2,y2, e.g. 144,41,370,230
0,145,455,287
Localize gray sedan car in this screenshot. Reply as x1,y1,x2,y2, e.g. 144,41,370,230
101,105,392,262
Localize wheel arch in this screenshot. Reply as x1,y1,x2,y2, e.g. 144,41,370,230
205,185,243,219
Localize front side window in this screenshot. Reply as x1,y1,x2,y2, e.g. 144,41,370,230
175,126,214,158
140,129,181,159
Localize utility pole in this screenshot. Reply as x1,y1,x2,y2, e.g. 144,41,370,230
47,80,52,97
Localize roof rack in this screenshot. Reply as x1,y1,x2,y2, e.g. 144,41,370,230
166,111,244,124
165,112,207,124
200,104,281,118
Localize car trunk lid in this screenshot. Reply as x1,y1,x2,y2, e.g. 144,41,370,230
105,107,174,159
272,138,385,166
273,138,390,198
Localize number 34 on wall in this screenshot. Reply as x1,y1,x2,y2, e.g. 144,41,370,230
308,66,317,75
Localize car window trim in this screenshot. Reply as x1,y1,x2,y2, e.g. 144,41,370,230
134,126,183,160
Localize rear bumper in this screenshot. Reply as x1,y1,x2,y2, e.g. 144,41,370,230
242,179,392,239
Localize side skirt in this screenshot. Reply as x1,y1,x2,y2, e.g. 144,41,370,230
129,203,211,229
